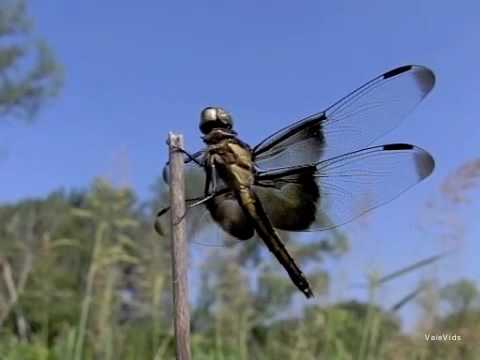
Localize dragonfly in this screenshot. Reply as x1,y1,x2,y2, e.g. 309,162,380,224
155,65,435,298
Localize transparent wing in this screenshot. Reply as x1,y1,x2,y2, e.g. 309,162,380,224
255,143,435,231
162,150,207,200
253,65,435,170
155,198,242,248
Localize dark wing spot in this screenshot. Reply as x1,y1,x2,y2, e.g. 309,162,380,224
256,166,320,231
383,65,413,79
383,143,414,151
254,113,326,157
382,143,435,180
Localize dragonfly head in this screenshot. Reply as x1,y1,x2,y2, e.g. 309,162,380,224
199,107,234,135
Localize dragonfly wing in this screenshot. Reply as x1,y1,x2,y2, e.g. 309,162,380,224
162,149,208,200
253,65,435,170
156,199,244,247
255,143,435,231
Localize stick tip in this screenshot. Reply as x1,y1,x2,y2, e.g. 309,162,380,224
167,133,184,147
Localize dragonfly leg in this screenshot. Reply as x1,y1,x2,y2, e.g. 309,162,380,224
174,186,230,225
187,192,216,208
171,193,215,226
170,146,204,167
156,189,230,230
154,197,201,234
156,206,170,218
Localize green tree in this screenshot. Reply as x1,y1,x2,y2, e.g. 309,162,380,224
0,0,62,121
418,279,480,360
440,279,478,314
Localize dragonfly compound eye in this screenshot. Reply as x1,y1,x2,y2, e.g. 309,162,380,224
200,107,234,134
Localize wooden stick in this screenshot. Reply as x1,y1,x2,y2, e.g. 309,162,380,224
168,133,191,360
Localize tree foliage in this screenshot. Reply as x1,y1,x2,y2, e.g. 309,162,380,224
0,171,477,359
0,0,62,121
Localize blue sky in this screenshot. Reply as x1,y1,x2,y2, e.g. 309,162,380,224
1,0,479,328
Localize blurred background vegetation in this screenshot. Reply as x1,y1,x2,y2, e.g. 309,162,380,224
0,1,479,359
